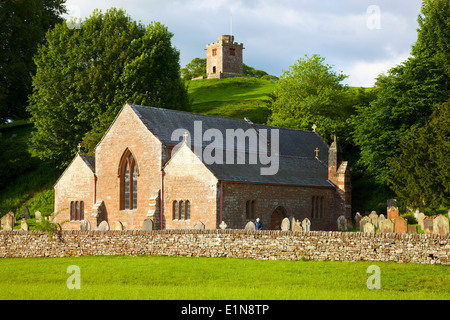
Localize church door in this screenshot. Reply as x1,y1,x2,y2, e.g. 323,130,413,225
270,206,287,230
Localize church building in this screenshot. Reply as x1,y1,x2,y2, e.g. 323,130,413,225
54,102,351,231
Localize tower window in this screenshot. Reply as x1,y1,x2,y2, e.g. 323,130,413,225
212,49,217,56
229,48,236,56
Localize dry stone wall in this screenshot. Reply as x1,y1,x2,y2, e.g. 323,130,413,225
0,230,449,265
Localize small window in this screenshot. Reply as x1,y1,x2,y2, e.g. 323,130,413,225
212,66,216,73
70,200,84,221
173,201,178,220
311,196,324,219
179,200,185,220
212,48,217,56
246,200,256,220
186,201,191,220
229,48,236,56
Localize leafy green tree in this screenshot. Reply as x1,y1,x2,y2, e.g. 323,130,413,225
180,58,206,80
0,0,66,123
267,54,353,143
28,8,190,166
352,0,450,185
388,99,450,211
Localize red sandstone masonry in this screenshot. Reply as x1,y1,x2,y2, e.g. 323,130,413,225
0,230,449,265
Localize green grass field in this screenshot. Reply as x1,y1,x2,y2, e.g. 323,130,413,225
187,77,276,124
0,255,448,300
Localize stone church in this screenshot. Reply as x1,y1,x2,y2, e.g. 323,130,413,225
54,102,351,231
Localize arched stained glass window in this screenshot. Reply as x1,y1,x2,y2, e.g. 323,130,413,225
119,149,139,210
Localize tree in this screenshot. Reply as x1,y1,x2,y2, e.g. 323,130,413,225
388,99,450,211
28,8,190,166
0,0,66,123
267,54,353,143
180,58,206,80
352,0,450,185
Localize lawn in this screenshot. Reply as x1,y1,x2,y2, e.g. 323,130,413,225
0,255,448,300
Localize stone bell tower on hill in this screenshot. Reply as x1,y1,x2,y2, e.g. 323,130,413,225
206,35,244,79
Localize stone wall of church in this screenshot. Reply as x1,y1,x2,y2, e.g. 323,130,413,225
54,155,94,230
1,230,448,265
221,182,344,231
94,105,164,230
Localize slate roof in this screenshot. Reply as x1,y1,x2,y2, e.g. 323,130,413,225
130,103,333,188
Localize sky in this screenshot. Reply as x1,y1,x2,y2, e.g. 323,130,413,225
63,0,424,87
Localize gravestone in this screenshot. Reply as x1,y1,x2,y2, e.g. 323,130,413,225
1,212,15,229
417,212,426,230
143,219,154,231
359,216,371,232
379,219,394,233
433,215,449,235
423,217,434,234
22,207,31,220
219,221,227,230
194,221,205,230
21,219,29,231
244,221,256,231
407,225,417,234
35,211,42,222
290,217,296,231
302,218,311,232
281,218,290,231
355,212,362,229
337,215,347,231
80,219,91,231
369,211,379,229
378,214,386,227
387,199,399,219
393,216,407,234
97,220,109,231
114,221,123,230
363,222,375,233
293,220,302,232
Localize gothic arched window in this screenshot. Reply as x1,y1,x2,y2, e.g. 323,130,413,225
119,150,139,210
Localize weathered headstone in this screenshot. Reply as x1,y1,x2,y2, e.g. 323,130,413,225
407,225,417,234
379,218,394,233
22,207,31,220
378,214,386,227
219,221,227,230
387,199,399,219
293,220,302,232
355,212,362,229
20,219,29,231
35,211,42,222
337,215,347,231
143,219,154,231
97,220,109,231
1,212,15,230
302,218,311,232
423,217,434,234
359,216,371,232
245,221,256,231
432,214,449,235
80,219,91,231
290,217,296,231
363,222,375,233
393,216,407,234
417,212,426,230
194,221,205,230
369,211,379,229
281,218,290,231
114,221,123,230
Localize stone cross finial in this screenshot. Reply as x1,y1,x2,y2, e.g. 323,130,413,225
77,143,82,153
314,148,320,158
312,124,317,132
183,132,189,143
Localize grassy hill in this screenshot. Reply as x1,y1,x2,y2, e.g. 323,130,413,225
0,77,276,222
188,77,276,124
